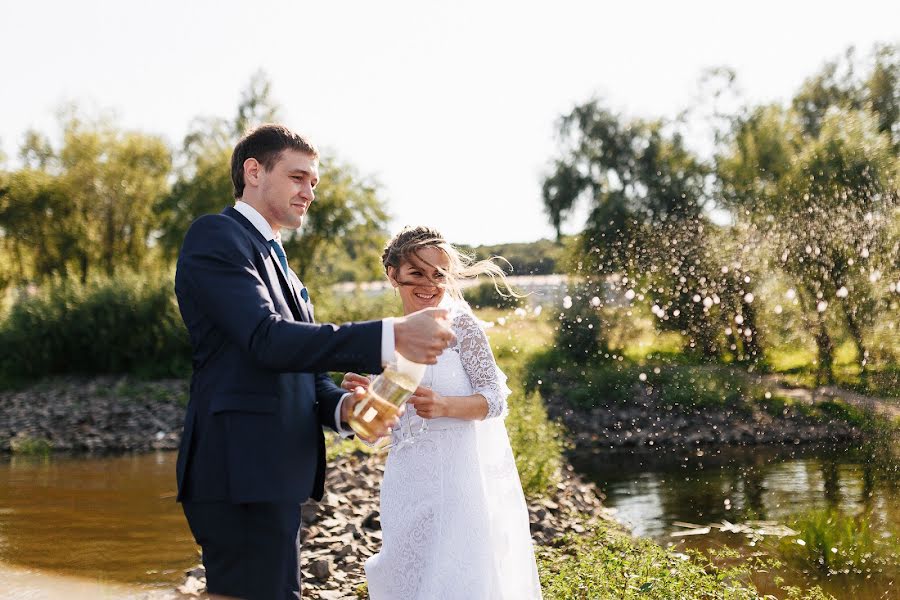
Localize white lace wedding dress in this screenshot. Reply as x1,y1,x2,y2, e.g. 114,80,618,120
365,305,542,600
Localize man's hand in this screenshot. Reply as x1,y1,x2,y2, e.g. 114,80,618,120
408,386,448,419
340,372,371,393
393,307,455,364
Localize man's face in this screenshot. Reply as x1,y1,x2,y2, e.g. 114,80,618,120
254,149,319,232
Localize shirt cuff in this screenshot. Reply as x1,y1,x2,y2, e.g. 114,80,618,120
381,317,395,367
334,393,355,438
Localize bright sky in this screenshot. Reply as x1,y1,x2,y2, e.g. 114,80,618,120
1,0,898,245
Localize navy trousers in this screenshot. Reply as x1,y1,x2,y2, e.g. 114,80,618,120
182,501,302,600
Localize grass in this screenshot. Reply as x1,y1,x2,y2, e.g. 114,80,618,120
537,517,834,599
768,340,899,399
9,435,52,455
773,508,900,577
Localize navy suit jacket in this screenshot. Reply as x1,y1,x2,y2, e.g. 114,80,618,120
174,207,382,504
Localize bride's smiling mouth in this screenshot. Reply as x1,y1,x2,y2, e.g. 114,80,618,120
414,292,437,300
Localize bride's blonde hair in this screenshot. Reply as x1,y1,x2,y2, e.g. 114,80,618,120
382,226,520,302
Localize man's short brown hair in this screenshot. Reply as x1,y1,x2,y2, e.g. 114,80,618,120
230,124,319,198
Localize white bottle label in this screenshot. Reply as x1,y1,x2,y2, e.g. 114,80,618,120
362,407,379,423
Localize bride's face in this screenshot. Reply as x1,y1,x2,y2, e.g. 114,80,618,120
389,246,451,315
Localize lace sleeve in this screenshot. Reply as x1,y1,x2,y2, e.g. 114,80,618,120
453,308,511,420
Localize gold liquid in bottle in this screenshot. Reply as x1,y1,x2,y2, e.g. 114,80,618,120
347,368,418,439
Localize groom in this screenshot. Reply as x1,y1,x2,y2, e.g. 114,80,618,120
174,124,453,599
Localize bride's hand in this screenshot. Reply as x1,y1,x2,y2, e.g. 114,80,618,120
341,372,371,392
408,386,447,419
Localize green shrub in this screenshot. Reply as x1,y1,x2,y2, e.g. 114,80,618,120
490,315,568,498
0,272,190,381
554,289,606,360
505,385,567,498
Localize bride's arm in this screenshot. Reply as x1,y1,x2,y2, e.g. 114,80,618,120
410,389,489,420
410,310,511,421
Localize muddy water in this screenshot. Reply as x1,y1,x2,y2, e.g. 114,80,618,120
0,452,194,590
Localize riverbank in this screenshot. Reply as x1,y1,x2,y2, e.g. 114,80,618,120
0,372,872,455
526,353,895,449
0,376,186,453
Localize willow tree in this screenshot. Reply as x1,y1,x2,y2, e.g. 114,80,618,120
0,114,171,283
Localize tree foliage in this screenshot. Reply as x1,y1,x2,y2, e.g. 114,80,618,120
543,43,899,380
0,71,389,292
718,45,899,383
0,112,171,283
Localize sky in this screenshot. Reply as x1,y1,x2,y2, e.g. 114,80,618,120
1,0,898,245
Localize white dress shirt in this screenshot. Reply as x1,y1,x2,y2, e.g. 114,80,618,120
233,201,395,436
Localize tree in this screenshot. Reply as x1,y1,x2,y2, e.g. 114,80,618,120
718,103,898,383
0,113,171,283
283,159,389,284
542,100,751,361
792,44,899,147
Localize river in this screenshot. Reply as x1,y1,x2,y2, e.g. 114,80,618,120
2,445,898,598
573,442,900,599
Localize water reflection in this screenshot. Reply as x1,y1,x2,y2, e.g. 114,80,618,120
0,452,195,587
574,442,900,599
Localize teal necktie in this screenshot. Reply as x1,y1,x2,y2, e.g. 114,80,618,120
269,239,288,274
269,240,309,302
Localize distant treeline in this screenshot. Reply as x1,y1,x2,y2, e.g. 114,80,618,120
462,238,568,276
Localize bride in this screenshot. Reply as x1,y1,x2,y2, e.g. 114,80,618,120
341,226,542,600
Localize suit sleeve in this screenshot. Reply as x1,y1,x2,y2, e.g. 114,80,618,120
175,215,382,374
315,373,347,432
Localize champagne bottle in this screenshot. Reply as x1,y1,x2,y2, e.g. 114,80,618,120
347,353,426,440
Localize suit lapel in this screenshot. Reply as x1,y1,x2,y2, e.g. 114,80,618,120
286,269,313,323
223,207,311,323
